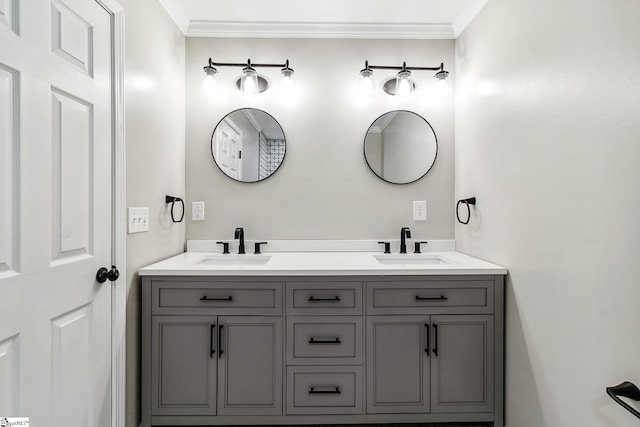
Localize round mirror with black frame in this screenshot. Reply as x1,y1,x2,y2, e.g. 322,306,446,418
211,108,286,183
363,110,438,184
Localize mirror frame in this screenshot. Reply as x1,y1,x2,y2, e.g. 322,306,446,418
210,108,287,183
363,110,438,185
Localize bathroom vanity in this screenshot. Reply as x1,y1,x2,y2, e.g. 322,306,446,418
139,248,506,427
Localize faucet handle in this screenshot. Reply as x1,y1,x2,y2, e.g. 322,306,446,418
216,241,230,254
378,241,391,254
414,241,428,254
254,242,268,254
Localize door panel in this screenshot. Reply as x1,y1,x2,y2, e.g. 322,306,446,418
0,1,113,426
366,315,430,414
51,304,94,426
0,334,18,414
214,118,242,180
431,315,494,413
51,88,94,263
218,316,283,415
0,0,18,34
51,0,94,75
0,63,17,275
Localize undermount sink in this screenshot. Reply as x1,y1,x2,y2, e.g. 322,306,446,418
373,254,447,265
196,255,272,266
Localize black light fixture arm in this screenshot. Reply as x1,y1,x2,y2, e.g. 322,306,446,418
365,60,446,72
206,57,290,69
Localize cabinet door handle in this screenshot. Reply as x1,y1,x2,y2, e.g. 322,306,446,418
415,295,448,301
218,324,224,358
424,323,430,355
432,324,438,356
200,295,233,301
309,337,341,344
210,324,216,357
308,296,341,302
309,386,341,394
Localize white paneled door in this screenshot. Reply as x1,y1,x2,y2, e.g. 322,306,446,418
0,1,114,426
214,118,243,180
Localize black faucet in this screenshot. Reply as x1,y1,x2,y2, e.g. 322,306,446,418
234,227,245,254
400,227,411,254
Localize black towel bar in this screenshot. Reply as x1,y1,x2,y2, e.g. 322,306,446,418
606,381,640,419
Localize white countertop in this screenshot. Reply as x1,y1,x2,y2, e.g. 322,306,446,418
138,250,507,276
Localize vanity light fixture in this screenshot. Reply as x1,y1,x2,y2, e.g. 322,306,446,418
201,58,295,98
359,61,375,99
358,60,449,99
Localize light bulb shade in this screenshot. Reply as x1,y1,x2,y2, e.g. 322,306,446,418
279,67,296,97
395,69,414,97
240,66,259,95
434,70,450,99
359,68,374,99
201,66,218,97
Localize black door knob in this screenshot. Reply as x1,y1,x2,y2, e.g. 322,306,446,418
96,265,120,283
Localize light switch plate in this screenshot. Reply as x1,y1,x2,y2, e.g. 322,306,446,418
413,201,427,221
128,207,149,233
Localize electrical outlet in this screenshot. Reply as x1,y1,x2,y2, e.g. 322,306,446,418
192,201,205,221
413,201,427,221
128,207,149,233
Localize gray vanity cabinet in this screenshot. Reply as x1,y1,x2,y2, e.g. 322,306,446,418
142,275,504,426
217,315,283,415
151,316,218,415
367,314,493,414
151,315,282,416
366,315,431,413
430,314,494,413
142,278,284,426
365,278,502,421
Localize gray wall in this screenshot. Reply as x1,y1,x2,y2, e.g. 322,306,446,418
120,0,185,426
455,1,640,426
185,38,455,241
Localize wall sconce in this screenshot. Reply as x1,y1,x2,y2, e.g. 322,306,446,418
202,58,295,98
358,60,450,100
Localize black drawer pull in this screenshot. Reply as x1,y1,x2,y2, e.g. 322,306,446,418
218,324,224,358
432,324,438,356
415,295,448,301
309,337,341,344
200,295,233,301
309,386,341,394
210,324,216,357
424,323,430,355
308,296,341,302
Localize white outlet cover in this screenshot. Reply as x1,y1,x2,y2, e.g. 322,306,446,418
413,201,427,221
192,201,205,221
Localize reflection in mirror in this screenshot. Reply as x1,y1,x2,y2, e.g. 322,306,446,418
211,108,286,182
363,110,437,184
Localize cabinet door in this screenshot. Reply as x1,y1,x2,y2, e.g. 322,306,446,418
430,315,494,413
218,316,283,415
151,316,217,415
366,315,430,413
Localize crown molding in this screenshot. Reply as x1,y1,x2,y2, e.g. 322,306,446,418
186,21,456,39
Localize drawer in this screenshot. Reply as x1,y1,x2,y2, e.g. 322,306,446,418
287,316,362,365
286,366,363,415
152,281,283,315
366,280,494,315
286,281,362,315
